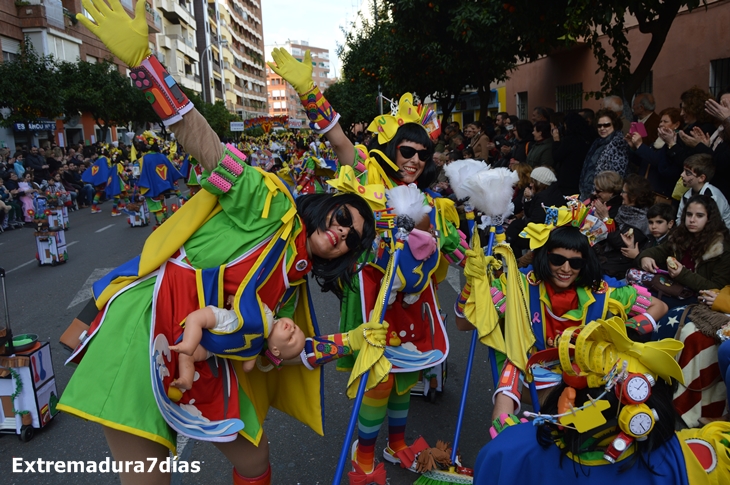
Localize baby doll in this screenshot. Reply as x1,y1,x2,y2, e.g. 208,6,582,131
170,295,305,390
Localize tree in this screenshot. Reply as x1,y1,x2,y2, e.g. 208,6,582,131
179,87,240,141
58,59,142,142
0,40,63,128
323,81,379,141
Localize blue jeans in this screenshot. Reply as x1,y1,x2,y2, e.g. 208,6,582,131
719,340,730,406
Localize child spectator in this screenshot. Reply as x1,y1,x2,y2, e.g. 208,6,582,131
621,203,675,266
676,153,730,228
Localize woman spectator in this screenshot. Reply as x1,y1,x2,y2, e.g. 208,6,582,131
596,173,656,277
626,107,683,201
17,171,39,222
512,120,534,164
552,112,595,196
511,162,532,219
525,121,553,167
506,166,565,257
578,109,630,200
466,122,491,160
589,170,624,231
640,194,730,292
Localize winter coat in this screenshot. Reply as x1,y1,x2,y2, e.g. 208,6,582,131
579,131,630,199
638,233,730,291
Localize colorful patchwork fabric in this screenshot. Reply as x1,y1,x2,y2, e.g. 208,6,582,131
202,145,248,195
299,85,340,134
301,332,352,369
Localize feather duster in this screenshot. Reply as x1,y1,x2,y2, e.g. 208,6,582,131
386,184,431,226
462,167,518,221
442,158,490,201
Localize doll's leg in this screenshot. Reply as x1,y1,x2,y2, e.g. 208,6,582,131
170,321,205,356
355,374,395,473
103,426,170,485
214,432,271,484
170,345,207,390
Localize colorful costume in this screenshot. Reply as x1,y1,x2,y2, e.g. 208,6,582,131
81,155,110,213
137,150,184,226
105,162,129,216
59,111,356,453
336,144,466,471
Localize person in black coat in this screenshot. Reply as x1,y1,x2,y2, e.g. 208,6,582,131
552,112,595,196
506,166,566,256
24,146,49,183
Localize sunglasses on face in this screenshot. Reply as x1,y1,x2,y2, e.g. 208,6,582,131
397,145,430,162
331,205,363,250
547,253,586,270
596,123,612,129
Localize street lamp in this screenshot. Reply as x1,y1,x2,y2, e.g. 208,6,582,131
199,39,229,104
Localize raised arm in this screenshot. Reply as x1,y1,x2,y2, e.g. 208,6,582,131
268,48,355,166
77,0,222,171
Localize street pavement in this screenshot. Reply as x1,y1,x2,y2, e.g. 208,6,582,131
0,200,496,484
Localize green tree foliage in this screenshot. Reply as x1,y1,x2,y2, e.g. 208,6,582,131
323,81,379,141
0,40,63,128
180,87,241,141
57,59,152,141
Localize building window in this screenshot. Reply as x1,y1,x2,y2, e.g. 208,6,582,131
710,58,730,98
1,36,19,62
516,92,528,120
637,71,653,94
555,83,583,112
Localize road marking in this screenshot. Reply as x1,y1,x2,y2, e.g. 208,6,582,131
67,267,116,309
446,266,462,293
96,224,115,233
7,260,36,274
67,240,79,247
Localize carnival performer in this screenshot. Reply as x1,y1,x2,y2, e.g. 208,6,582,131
179,153,203,197
136,137,185,227
59,3,384,485
105,150,130,217
269,48,467,481
455,209,668,421
81,148,111,213
474,315,730,484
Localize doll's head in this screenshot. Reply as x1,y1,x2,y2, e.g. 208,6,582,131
266,317,305,361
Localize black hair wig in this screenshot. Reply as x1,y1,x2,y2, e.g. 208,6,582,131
367,122,437,190
536,366,678,474
295,193,376,299
532,226,603,289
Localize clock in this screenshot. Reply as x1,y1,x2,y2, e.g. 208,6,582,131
619,404,657,439
616,373,654,405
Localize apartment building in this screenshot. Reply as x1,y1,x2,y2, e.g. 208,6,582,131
265,40,332,122
0,0,162,150
197,0,267,119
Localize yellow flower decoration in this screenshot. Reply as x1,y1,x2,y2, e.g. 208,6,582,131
327,165,387,211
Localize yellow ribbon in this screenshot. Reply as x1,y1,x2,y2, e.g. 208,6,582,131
560,317,685,386
346,244,394,398
366,93,422,145
327,165,387,212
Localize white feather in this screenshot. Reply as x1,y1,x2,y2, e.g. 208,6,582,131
386,184,431,221
462,167,518,219
442,159,490,200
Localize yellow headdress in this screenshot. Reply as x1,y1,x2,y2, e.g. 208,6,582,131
366,93,440,145
520,197,610,250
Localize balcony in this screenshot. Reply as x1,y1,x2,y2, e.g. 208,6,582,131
212,63,221,74
17,0,64,30
158,0,195,27
215,88,223,99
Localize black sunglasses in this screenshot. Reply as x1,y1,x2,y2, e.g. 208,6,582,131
547,253,585,270
397,145,430,162
331,205,363,250
596,122,612,128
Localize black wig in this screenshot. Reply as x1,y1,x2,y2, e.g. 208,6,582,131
532,226,603,289
295,193,376,299
537,367,678,474
367,122,437,190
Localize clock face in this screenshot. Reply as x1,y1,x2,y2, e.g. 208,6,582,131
624,375,650,402
628,412,653,436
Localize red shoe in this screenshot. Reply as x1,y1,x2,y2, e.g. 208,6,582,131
348,462,386,485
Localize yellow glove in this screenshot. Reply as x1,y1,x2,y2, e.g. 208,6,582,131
463,249,487,286
268,48,314,95
348,321,389,351
76,0,151,68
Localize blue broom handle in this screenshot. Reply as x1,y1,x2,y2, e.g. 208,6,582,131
332,246,402,484
450,227,496,464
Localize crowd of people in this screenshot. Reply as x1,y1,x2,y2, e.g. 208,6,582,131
29,5,730,484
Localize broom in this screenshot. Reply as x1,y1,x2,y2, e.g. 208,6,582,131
415,165,517,485
332,184,431,485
